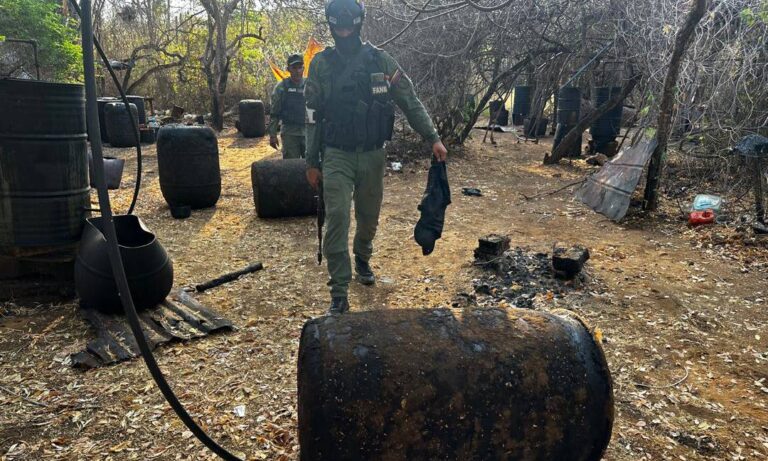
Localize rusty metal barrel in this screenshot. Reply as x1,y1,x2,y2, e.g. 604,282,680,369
298,307,614,461
251,159,315,218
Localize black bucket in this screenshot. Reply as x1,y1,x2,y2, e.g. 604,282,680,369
557,86,581,126
524,117,549,137
88,152,125,190
488,100,509,126
74,215,173,313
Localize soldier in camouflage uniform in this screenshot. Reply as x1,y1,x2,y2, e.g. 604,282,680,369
268,54,306,159
305,0,448,314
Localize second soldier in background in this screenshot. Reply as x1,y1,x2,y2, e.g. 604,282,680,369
269,54,306,159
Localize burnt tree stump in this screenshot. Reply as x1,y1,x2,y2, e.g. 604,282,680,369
473,234,511,261
552,244,590,278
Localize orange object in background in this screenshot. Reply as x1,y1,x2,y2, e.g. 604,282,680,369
689,209,715,226
269,37,324,81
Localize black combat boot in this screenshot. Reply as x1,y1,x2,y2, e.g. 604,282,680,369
328,296,349,314
354,255,375,285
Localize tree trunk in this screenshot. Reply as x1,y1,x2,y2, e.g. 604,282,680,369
642,0,708,211
458,57,532,144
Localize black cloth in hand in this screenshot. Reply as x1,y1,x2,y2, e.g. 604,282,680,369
414,161,451,255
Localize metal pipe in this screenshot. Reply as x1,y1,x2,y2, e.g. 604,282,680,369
3,38,40,80
78,0,243,459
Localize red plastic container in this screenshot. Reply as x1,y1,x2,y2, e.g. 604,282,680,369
689,209,715,226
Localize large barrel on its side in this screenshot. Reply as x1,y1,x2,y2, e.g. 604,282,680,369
0,79,90,254
125,95,147,124
554,86,583,157
512,85,533,125
239,99,266,138
298,308,613,461
251,159,315,218
156,125,221,209
590,86,624,152
104,101,139,147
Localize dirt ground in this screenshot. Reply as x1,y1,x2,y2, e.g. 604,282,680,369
1,127,767,460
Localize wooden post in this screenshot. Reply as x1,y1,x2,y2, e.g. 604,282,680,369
754,157,766,223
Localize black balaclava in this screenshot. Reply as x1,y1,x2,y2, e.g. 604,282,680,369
325,0,364,55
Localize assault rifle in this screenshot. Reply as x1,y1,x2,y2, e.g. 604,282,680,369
316,180,324,265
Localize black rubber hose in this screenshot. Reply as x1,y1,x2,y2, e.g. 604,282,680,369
78,1,244,459
69,0,142,215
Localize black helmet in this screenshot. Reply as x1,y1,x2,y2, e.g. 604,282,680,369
325,0,365,28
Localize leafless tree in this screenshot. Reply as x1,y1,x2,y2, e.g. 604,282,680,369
199,0,265,130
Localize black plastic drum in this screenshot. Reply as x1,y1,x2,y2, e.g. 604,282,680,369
156,125,221,209
0,79,89,254
239,100,266,138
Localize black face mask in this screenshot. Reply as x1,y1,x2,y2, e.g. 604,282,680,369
331,28,362,55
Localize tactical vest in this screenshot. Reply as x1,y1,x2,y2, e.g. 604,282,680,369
322,44,395,150
280,78,306,125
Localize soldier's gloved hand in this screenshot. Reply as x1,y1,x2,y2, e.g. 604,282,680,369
432,140,448,162
269,135,280,149
306,167,322,190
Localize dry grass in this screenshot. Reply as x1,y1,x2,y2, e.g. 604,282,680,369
1,128,767,460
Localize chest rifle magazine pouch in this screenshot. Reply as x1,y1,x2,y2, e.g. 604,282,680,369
353,100,368,146
367,101,382,147
380,101,395,143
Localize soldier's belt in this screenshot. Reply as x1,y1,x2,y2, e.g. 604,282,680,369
325,142,383,153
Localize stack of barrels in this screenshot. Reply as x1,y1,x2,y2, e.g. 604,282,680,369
0,79,89,278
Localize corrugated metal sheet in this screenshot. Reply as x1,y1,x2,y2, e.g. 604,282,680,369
576,138,657,221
